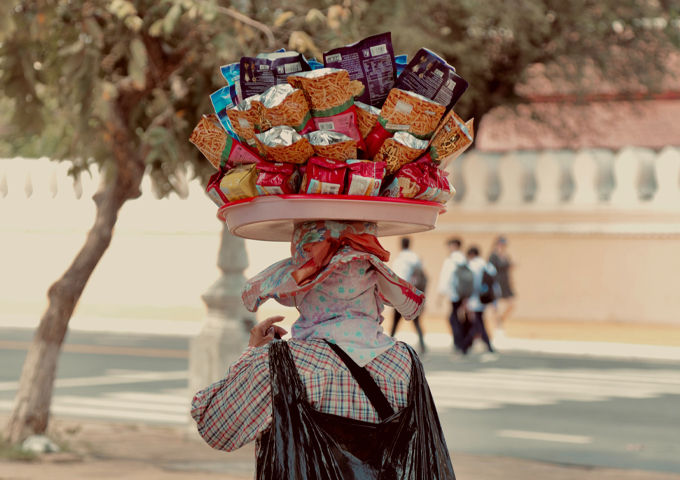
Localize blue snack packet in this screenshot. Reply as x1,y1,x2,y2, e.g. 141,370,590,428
323,32,397,109
239,52,312,99
393,48,468,112
209,87,238,138
306,58,325,70
395,54,408,78
219,62,242,104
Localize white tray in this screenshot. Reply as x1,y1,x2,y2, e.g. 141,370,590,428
217,195,446,242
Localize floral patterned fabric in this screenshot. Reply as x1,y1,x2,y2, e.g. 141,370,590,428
242,221,425,365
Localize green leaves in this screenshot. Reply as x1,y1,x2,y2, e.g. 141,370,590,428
128,38,148,90
163,4,183,36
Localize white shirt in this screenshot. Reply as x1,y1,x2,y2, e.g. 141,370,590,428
437,250,467,302
466,256,497,312
391,249,421,282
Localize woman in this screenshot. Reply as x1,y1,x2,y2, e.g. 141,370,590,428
191,220,454,479
488,236,515,333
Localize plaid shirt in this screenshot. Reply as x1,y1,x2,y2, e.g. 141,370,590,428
191,339,412,452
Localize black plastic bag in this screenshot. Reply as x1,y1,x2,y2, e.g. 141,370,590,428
256,340,456,479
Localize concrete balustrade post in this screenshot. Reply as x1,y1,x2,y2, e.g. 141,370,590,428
650,146,680,209
633,147,658,201
514,151,539,203
611,147,642,208
572,150,599,206
188,224,254,435
534,151,562,207
496,152,523,206
590,149,616,202
484,153,503,204
458,152,489,208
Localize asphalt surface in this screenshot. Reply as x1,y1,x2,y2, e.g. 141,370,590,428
1,328,679,474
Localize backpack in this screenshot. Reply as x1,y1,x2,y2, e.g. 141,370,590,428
454,264,474,299
479,269,496,304
409,264,428,292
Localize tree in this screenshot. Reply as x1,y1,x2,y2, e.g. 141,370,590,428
1,0,678,445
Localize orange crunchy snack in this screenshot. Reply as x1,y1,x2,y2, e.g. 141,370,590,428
374,131,428,174
226,96,264,147
254,126,315,164
377,89,445,140
189,114,228,169
355,101,380,140
287,69,363,113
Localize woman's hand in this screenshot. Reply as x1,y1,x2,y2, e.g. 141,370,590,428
248,316,288,348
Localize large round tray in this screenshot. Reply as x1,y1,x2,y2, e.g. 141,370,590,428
217,195,447,241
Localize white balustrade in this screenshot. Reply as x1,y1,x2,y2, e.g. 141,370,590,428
651,146,680,209
610,147,641,208
458,151,489,208
571,150,599,206
534,151,562,206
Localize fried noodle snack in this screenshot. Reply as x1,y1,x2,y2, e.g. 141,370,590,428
304,131,357,161
254,126,315,164
257,84,313,134
287,68,366,150
424,110,474,170
374,131,428,175
355,101,380,140
226,95,264,147
189,114,259,169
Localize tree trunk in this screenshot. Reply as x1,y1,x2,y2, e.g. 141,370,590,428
3,110,144,445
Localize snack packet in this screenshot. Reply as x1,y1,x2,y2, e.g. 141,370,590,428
258,84,314,134
303,156,348,194
345,159,386,196
422,110,475,169
205,169,230,206
413,162,441,202
219,163,260,202
393,48,469,112
395,54,408,78
209,87,238,138
287,68,366,150
374,131,429,175
355,101,380,140
219,62,242,105
256,161,301,195
437,170,456,204
323,32,396,108
380,162,424,199
226,95,263,148
304,130,357,161
240,52,311,99
254,125,315,164
365,88,445,158
189,114,260,169
306,58,325,70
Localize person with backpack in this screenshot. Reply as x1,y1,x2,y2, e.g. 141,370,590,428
437,238,471,355
390,237,428,355
461,246,497,356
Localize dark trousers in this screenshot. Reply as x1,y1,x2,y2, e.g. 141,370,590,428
391,310,426,353
462,311,493,353
449,300,469,352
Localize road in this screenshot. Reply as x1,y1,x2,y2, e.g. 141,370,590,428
1,328,679,474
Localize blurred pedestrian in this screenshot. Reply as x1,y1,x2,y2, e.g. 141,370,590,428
462,246,497,356
437,238,470,355
488,236,515,334
391,237,427,355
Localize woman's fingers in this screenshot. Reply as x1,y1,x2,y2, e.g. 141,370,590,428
259,315,285,335
272,325,288,336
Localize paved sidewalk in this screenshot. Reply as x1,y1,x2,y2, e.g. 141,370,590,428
1,416,679,480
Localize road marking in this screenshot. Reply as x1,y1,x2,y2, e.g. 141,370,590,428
428,368,680,410
0,370,188,392
0,340,188,358
496,430,593,444
0,389,191,425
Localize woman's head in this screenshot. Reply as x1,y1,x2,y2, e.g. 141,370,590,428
494,236,508,253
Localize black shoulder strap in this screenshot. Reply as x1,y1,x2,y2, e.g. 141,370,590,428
324,341,395,421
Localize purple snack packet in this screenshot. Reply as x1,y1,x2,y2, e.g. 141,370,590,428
394,48,469,112
323,32,396,109
240,52,311,99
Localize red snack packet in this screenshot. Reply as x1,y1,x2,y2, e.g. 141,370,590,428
414,162,440,202
345,160,386,196
303,157,348,195
255,161,301,195
205,169,230,206
380,162,425,199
